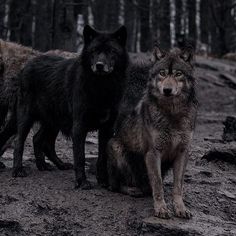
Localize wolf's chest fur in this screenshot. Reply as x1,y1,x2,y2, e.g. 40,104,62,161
143,100,195,160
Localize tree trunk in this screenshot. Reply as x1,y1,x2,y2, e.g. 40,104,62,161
91,0,107,30
8,0,33,46
187,0,196,48
151,0,160,46
106,0,119,31
159,0,171,49
124,0,136,52
139,0,151,52
52,0,77,51
34,0,53,51
200,0,209,45
175,0,183,46
82,0,89,25
0,0,6,39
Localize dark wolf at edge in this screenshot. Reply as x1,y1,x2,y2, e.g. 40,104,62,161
11,25,128,189
0,39,76,170
107,45,198,219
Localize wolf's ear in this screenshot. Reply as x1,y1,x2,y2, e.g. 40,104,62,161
151,45,165,62
180,45,194,63
83,25,98,44
112,25,127,47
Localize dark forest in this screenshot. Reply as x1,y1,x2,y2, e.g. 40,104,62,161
0,0,236,56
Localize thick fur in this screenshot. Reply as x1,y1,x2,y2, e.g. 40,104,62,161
0,40,77,169
107,46,198,219
12,25,128,189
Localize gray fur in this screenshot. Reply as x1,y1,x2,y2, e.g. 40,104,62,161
107,46,198,219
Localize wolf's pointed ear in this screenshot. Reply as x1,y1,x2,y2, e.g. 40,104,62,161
83,25,98,45
151,45,165,62
112,25,127,47
180,45,194,63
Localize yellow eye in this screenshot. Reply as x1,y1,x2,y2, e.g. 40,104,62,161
159,70,166,77
176,71,183,77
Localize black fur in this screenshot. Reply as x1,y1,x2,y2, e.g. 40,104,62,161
13,25,128,189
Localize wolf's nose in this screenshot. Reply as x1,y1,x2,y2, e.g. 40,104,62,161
96,62,104,71
163,88,172,96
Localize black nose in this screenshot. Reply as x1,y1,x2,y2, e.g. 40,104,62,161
96,62,104,71
163,88,172,96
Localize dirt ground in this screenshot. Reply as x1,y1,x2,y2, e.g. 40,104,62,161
0,56,236,236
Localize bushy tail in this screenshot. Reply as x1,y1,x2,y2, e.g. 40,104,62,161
0,75,19,151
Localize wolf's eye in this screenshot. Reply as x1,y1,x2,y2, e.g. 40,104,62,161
176,71,183,77
159,70,166,77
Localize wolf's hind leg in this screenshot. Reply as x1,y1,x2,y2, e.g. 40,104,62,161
107,138,123,192
33,127,53,171
107,138,142,197
43,128,73,170
145,150,171,219
173,146,192,219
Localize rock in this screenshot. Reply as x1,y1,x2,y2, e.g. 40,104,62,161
202,149,236,165
218,190,236,200
220,73,236,89
0,220,22,232
199,170,213,177
222,116,236,142
141,217,203,236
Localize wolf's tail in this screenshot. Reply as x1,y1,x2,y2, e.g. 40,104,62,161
0,75,18,151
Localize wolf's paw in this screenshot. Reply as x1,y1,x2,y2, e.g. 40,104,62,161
0,161,6,169
154,203,171,219
75,178,92,190
174,198,192,219
174,207,192,219
36,161,54,171
12,167,28,177
57,162,73,170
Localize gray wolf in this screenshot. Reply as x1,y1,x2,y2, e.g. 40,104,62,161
107,45,198,219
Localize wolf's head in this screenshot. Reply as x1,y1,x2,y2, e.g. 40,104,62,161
82,25,128,75
148,45,195,105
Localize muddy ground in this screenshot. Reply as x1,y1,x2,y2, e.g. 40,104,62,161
0,56,236,236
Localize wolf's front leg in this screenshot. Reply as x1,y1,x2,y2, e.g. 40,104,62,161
145,150,171,219
97,124,114,187
72,121,91,190
173,146,192,219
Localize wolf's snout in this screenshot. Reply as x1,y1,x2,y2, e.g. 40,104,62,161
96,62,105,71
163,88,172,96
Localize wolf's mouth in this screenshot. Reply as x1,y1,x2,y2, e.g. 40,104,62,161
91,65,113,75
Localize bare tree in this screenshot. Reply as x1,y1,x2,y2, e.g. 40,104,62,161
151,0,160,46
138,0,151,52
0,0,6,39
52,0,78,51
175,0,183,46
8,0,33,46
200,0,209,45
209,0,236,55
159,0,171,49
92,0,119,31
124,0,138,52
187,0,196,48
34,0,53,51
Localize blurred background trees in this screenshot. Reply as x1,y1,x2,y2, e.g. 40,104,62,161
0,0,236,56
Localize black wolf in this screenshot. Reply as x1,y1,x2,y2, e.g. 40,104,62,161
107,46,198,218
12,25,128,189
